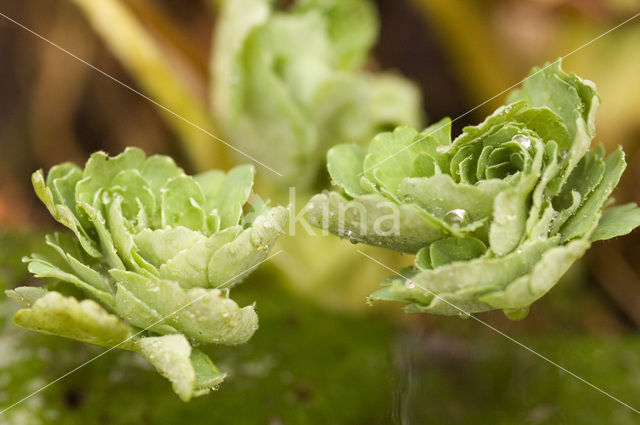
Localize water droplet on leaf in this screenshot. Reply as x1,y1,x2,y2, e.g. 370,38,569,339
405,280,416,289
512,134,531,149
458,311,471,319
344,229,358,244
444,209,470,226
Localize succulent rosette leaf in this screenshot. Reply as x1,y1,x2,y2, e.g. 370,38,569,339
306,61,640,319
212,0,422,187
6,147,288,400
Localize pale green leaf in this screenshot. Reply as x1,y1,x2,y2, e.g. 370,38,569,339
590,203,640,242
327,144,366,197
13,291,134,348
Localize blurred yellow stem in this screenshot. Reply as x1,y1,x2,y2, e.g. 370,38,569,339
71,0,224,172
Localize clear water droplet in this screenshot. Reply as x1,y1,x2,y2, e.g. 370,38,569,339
512,134,531,149
343,229,358,244
458,311,471,319
403,194,414,202
101,191,112,204
444,208,470,226
405,280,416,289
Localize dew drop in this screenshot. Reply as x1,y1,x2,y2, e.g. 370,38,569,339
344,229,358,244
405,280,416,289
403,194,414,202
444,208,470,226
504,306,530,321
512,134,531,149
458,311,471,319
101,191,112,204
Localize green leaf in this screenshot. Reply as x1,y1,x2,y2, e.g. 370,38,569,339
292,0,377,69
590,203,640,242
214,164,254,229
24,254,115,307
327,144,367,197
362,126,425,194
161,175,207,231
561,147,626,241
76,147,147,208
208,206,289,287
479,240,590,311
109,269,259,345
159,226,240,288
195,169,226,213
370,238,555,309
134,226,208,269
13,291,134,348
134,335,225,402
305,192,449,253
32,169,101,258
429,237,487,268
398,174,507,221
190,349,226,396
4,286,47,308
488,186,529,255
140,154,184,199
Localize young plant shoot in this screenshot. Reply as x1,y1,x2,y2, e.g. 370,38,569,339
212,0,422,187
6,148,288,400
306,60,640,320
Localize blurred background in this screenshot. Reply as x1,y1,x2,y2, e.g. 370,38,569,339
1,0,640,423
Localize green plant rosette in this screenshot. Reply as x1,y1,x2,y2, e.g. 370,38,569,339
6,147,288,400
305,60,640,320
212,0,422,187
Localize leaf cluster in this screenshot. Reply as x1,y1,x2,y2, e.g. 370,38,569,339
6,148,288,400
306,60,640,318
